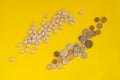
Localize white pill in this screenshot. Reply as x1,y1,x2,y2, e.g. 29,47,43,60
17,42,22,47
41,21,46,26
19,49,24,54
60,26,64,29
79,10,84,14
72,18,76,22
31,22,36,27
45,39,49,43
54,29,58,34
52,15,57,19
10,57,15,62
70,21,74,25
45,14,49,18
31,50,35,54
35,45,39,49
25,48,29,52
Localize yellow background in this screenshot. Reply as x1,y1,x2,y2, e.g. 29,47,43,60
0,0,120,80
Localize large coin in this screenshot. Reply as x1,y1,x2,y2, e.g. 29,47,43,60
84,40,93,48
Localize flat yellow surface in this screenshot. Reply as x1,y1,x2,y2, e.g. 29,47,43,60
0,0,120,80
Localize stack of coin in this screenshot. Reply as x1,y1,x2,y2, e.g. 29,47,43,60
47,17,107,70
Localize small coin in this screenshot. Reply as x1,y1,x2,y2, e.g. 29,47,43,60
96,30,101,35
79,36,88,44
89,25,95,31
60,49,68,57
73,44,81,53
100,17,107,23
84,40,93,48
82,29,90,36
57,63,63,69
52,59,58,64
68,49,74,55
90,31,96,37
54,51,60,57
80,46,85,53
73,52,79,57
47,64,52,70
66,43,72,49
62,59,68,65
81,53,87,59
66,54,74,61
57,56,63,63
51,63,56,69
96,23,103,29
94,17,100,23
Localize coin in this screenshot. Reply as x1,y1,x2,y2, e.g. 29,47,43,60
47,64,52,70
60,49,68,57
90,31,96,37
89,25,95,31
66,43,72,49
73,52,79,57
57,63,63,69
94,17,100,23
84,40,93,48
100,17,107,23
96,23,103,29
73,44,81,53
62,59,68,65
81,53,87,59
52,59,58,64
68,49,74,55
79,36,87,44
51,63,56,69
57,56,63,63
80,46,85,53
54,51,60,57
82,29,90,36
96,30,101,35
66,54,74,61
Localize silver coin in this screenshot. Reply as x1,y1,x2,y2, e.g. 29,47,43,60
73,44,81,53
66,43,72,49
96,23,103,29
51,63,56,69
90,31,96,37
62,60,68,65
82,29,90,36
80,36,87,44
81,53,87,59
60,49,68,57
73,52,79,57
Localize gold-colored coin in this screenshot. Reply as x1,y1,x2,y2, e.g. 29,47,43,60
66,54,74,61
100,17,107,23
57,63,63,69
89,25,95,31
47,64,52,70
57,56,63,63
52,59,58,64
84,40,93,48
96,30,101,35
94,17,100,23
54,51,60,57
68,49,74,55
